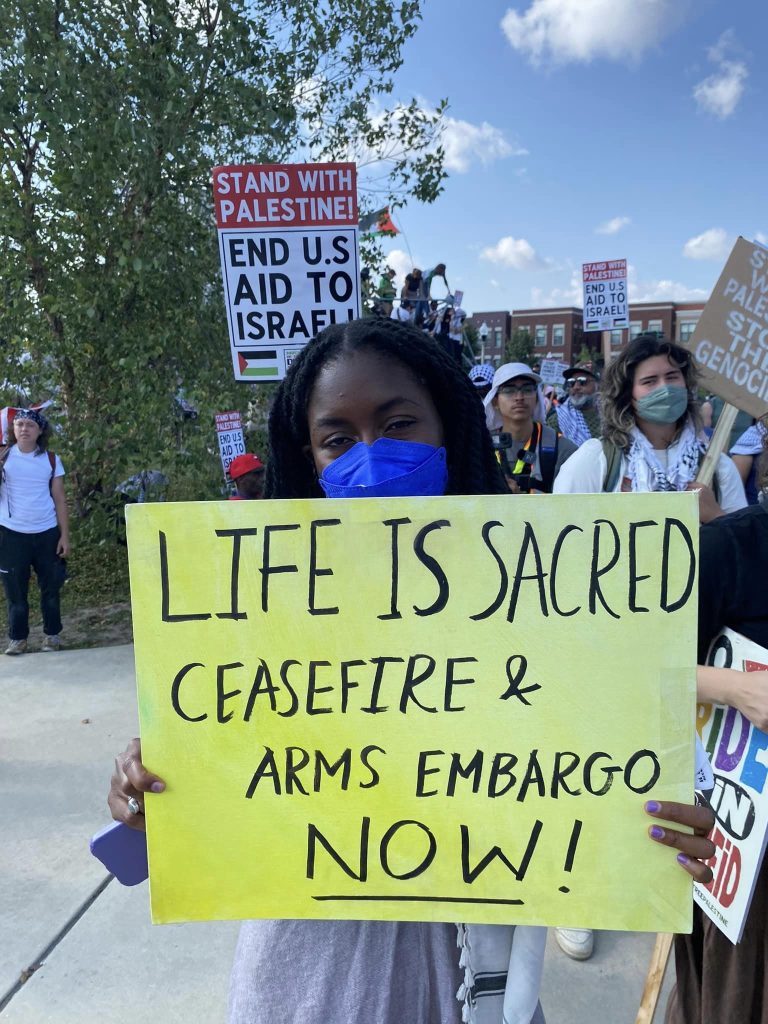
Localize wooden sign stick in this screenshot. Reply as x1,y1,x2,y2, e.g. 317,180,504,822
635,932,673,1024
696,402,739,489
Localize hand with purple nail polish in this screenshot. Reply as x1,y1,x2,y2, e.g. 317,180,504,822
108,737,166,833
644,799,716,884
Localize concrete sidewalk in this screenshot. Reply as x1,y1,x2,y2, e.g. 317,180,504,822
0,644,674,1022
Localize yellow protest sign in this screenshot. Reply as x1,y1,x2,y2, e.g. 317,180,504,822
127,493,698,930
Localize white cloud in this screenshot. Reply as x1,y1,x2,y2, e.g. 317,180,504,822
530,271,582,308
755,232,768,246
595,215,631,235
480,236,549,271
629,279,709,302
501,0,686,64
355,100,521,176
442,117,524,173
382,248,415,294
531,264,710,307
693,63,747,118
693,31,748,118
683,227,732,261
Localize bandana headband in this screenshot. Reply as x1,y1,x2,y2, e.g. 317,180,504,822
15,409,47,430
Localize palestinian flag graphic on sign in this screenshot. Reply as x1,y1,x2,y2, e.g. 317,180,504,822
237,351,279,378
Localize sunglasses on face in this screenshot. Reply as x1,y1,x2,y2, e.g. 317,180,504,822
498,382,537,396
565,376,591,388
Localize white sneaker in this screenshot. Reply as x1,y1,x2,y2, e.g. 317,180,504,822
41,634,62,652
555,927,594,960
4,639,28,656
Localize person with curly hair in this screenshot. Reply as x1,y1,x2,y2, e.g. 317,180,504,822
107,319,716,1024
553,334,746,523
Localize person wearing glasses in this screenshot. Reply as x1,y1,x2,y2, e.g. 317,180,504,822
484,363,576,494
547,361,601,447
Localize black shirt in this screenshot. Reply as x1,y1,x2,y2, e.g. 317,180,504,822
698,503,768,662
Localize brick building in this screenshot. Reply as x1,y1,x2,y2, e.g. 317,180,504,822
468,301,707,367
509,307,600,364
466,310,511,366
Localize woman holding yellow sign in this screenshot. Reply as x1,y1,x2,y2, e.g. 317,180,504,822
109,319,716,1024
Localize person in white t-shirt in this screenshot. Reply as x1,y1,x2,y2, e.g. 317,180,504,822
551,333,745,964
554,334,746,520
0,409,70,654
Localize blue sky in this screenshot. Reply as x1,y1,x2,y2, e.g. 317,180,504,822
373,0,767,316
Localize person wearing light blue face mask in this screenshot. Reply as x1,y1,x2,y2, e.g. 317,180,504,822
554,334,746,522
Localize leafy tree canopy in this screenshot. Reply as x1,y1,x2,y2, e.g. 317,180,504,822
0,0,446,524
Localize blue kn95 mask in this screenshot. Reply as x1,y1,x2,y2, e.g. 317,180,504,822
319,437,448,498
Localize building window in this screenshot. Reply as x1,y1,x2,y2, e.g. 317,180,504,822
647,319,663,336
494,327,502,348
535,325,547,347
610,330,623,348
552,324,565,347
679,321,696,343
630,321,643,340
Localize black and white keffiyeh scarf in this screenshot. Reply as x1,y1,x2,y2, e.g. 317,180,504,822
625,420,702,493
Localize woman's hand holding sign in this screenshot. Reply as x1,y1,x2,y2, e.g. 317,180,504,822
645,801,715,884
108,739,715,880
108,737,165,832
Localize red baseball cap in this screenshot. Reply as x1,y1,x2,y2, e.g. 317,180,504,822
228,453,265,479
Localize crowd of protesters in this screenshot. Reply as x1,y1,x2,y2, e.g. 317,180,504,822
6,308,765,1024
103,314,768,1024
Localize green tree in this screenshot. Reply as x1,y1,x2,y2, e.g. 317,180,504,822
505,328,533,364
463,322,479,357
0,0,446,524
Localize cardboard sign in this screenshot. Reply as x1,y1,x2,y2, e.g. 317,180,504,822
127,493,698,930
539,360,570,386
582,259,628,332
213,163,361,382
214,411,245,477
684,237,768,419
695,628,768,943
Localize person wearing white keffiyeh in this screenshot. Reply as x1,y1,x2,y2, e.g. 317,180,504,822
547,362,602,449
730,419,768,504
554,334,747,525
552,332,746,964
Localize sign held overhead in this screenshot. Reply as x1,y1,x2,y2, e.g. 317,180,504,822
683,237,768,419
213,163,361,382
582,259,628,332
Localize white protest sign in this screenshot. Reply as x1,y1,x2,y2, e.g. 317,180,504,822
695,628,768,943
213,163,361,381
684,237,768,419
582,259,628,332
214,411,245,476
539,359,570,386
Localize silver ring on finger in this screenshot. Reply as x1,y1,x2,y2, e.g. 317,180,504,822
127,796,142,816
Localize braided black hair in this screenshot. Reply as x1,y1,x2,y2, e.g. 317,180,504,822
264,318,506,499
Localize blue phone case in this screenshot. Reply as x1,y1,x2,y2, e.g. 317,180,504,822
90,821,149,885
